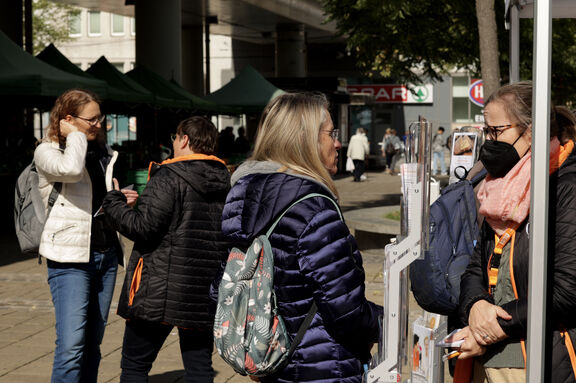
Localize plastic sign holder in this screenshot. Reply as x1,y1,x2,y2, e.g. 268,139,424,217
366,119,432,383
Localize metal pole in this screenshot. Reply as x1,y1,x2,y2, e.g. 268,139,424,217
527,0,552,381
204,18,211,95
509,4,520,83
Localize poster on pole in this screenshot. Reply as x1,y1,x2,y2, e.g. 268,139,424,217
448,132,478,183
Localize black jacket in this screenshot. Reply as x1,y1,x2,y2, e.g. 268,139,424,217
459,150,576,381
103,156,230,330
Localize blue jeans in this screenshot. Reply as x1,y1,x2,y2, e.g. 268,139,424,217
120,320,214,382
47,248,119,383
432,151,447,175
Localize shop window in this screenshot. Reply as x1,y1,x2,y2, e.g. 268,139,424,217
452,75,483,124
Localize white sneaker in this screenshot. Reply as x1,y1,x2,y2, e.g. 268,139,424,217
360,175,367,181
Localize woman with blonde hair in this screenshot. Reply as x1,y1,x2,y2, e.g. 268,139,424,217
221,92,382,382
453,81,576,381
34,89,137,382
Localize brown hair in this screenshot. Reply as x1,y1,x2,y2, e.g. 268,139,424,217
250,92,338,197
485,81,576,143
176,116,218,155
47,89,100,145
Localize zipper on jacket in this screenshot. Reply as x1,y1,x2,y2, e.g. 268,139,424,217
51,224,76,244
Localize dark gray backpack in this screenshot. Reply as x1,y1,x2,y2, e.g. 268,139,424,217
14,161,61,260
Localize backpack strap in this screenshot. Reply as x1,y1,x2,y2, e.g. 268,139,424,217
470,166,487,186
265,192,342,237
31,160,62,264
264,192,341,355
286,301,318,359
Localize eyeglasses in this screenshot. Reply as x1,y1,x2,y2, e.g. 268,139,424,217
75,114,105,127
323,129,340,141
484,124,514,140
170,133,177,142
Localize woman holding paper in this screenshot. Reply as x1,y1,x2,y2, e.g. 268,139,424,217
34,89,137,382
453,81,576,382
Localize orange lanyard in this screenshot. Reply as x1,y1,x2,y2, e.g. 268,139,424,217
488,223,519,294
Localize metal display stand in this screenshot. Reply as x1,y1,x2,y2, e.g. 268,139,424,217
366,119,432,383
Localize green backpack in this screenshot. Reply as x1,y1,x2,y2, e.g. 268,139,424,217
213,193,342,377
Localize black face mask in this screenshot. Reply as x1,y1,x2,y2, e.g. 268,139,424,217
479,133,525,178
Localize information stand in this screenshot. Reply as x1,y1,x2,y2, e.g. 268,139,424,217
365,119,433,383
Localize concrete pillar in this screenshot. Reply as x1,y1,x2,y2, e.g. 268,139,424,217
0,0,23,46
135,0,182,83
275,23,307,77
182,26,204,95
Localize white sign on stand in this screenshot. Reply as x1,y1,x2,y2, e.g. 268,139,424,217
412,314,445,383
448,132,478,184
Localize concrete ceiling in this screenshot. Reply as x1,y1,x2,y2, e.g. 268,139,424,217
53,0,340,44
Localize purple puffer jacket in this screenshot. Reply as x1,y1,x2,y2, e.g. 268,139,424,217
221,161,383,383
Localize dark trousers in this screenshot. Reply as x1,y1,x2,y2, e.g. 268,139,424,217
385,152,395,169
353,159,365,181
120,319,214,383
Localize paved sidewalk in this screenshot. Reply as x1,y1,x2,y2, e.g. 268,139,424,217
0,170,406,383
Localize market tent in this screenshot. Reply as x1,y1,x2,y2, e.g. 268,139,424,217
203,65,284,113
37,44,93,78
0,30,108,104
126,65,217,112
86,56,156,105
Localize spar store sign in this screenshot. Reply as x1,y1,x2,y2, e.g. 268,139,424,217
469,79,484,107
346,84,434,103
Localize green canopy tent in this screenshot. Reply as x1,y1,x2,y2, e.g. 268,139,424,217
203,65,284,114
0,30,108,107
86,56,156,106
37,44,94,78
126,65,217,112
36,43,109,100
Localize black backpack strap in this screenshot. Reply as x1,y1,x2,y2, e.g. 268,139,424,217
286,302,318,359
38,182,62,264
470,166,488,186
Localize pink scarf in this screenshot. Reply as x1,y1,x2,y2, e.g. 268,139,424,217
477,137,572,235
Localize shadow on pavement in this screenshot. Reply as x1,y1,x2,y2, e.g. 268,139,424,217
0,232,34,267
149,370,186,382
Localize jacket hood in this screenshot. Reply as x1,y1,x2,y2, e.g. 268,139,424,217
223,160,336,241
558,144,576,178
231,160,336,197
153,157,230,196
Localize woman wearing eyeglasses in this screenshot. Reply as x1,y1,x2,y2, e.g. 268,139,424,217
451,81,576,382
219,92,382,382
34,89,137,382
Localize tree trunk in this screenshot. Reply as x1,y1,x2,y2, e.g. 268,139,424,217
476,0,500,101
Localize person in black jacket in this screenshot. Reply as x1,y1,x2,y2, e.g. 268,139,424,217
103,116,230,383
451,81,576,382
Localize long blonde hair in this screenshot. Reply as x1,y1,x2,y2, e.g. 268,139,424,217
251,92,338,197
47,89,100,145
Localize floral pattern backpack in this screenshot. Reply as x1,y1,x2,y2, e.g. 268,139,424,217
213,193,342,377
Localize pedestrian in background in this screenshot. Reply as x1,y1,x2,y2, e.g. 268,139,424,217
381,128,403,174
432,126,448,175
103,116,230,382
453,81,576,382
347,127,370,181
34,89,137,382
220,92,382,383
